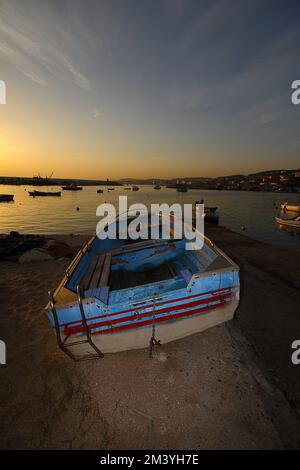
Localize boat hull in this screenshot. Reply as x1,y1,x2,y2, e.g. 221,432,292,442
281,204,300,212
0,194,14,202
29,191,61,196
60,298,238,355
276,217,300,229
47,228,240,359
62,186,82,191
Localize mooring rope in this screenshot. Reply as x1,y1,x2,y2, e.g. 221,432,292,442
149,297,161,358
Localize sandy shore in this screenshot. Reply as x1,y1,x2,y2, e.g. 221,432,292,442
0,229,299,449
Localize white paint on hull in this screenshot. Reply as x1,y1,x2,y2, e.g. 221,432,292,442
64,299,239,357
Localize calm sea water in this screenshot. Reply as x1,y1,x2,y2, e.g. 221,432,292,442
1,185,300,251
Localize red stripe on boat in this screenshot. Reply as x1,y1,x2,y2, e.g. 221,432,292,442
92,300,230,335
64,293,234,336
60,285,238,328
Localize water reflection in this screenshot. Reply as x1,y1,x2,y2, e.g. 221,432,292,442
0,184,299,251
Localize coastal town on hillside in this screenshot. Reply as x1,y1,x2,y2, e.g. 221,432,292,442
1,168,300,192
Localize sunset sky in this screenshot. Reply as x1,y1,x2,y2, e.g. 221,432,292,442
0,0,299,179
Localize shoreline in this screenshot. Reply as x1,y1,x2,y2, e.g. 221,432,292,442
0,225,299,449
1,181,300,193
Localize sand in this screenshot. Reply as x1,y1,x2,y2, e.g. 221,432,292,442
0,230,299,449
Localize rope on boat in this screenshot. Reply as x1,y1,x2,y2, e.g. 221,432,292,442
149,298,161,358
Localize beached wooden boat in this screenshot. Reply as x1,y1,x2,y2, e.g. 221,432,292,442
0,194,14,202
29,190,61,197
47,216,240,360
281,203,300,212
276,215,300,229
62,184,83,191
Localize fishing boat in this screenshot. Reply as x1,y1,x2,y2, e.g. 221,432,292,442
46,214,240,360
97,189,104,194
29,190,61,197
154,185,161,190
124,187,131,191
0,194,14,202
193,202,219,224
177,184,188,193
276,215,300,229
280,203,300,212
62,184,83,191
205,207,218,214
132,185,140,191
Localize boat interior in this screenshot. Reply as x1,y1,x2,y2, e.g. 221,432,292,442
61,230,233,306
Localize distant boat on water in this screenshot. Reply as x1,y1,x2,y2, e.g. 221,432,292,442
193,201,219,224
62,184,83,191
97,189,104,194
132,185,140,191
0,194,14,202
177,184,188,192
154,185,161,190
276,215,300,229
281,203,300,212
29,190,61,197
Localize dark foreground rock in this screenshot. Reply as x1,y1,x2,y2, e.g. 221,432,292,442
0,232,46,260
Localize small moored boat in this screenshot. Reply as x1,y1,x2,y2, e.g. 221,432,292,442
0,194,14,202
280,203,300,212
154,185,161,190
177,184,188,192
46,214,239,360
29,190,61,197
132,185,139,191
62,184,83,191
193,202,219,224
276,215,300,229
97,189,104,194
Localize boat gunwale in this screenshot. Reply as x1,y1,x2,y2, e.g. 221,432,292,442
46,230,239,310
51,284,240,332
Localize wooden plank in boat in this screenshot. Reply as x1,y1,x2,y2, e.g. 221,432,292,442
80,256,98,290
112,240,168,256
89,254,106,289
98,253,112,287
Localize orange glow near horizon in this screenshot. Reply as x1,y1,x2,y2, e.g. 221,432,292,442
1,0,299,181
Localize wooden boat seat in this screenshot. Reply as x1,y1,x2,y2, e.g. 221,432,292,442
112,239,168,256
80,253,112,291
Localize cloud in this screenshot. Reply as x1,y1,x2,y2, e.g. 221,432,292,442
179,0,266,51
169,87,209,109
0,0,92,90
93,108,103,118
168,4,300,128
238,97,283,126
163,0,189,22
